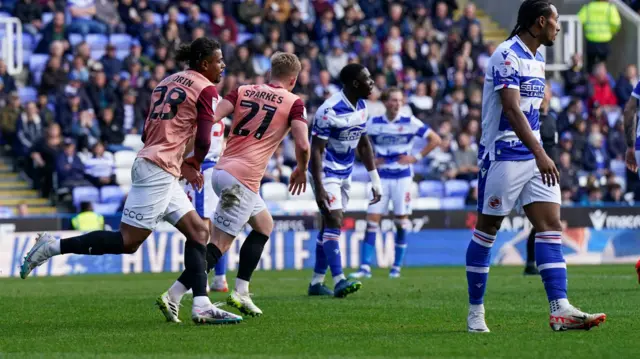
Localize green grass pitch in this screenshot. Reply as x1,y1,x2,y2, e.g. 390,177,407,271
1,265,638,358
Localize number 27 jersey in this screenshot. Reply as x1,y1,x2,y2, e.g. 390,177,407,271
138,70,218,177
215,84,306,193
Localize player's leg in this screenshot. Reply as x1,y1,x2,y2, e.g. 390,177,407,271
523,228,539,275
201,166,228,292
389,177,413,278
20,158,163,278
227,206,272,317
308,218,334,296
523,199,605,331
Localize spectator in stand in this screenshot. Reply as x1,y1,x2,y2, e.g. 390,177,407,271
563,54,592,101
326,45,349,80
0,60,16,94
589,62,618,109
581,186,604,206
184,4,206,36
424,42,446,80
13,0,43,36
57,88,85,136
433,1,454,34
56,138,92,189
314,10,337,52
139,10,161,52
561,186,575,206
540,86,559,162
313,70,339,103
227,45,255,77
67,0,108,35
86,70,117,115
0,92,21,150
72,109,101,151
116,89,144,135
264,0,291,23
30,123,62,198
39,56,67,96
426,133,457,181
456,3,481,38
37,94,54,125
100,44,123,80
557,98,584,135
210,1,238,43
251,46,272,76
608,120,626,160
604,183,624,204
292,70,313,103
83,141,116,187
117,0,142,35
17,201,29,217
615,64,638,107
98,106,127,152
16,102,44,161
453,132,478,181
123,40,153,71
306,43,326,76
35,11,69,54
571,118,589,166
409,82,434,122
237,0,263,33
94,0,122,34
476,42,496,75
558,151,579,190
583,131,609,175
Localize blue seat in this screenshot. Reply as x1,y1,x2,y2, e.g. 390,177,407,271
90,49,105,60
163,13,187,24
92,202,121,215
42,12,54,26
29,54,49,73
73,186,100,208
69,33,84,47
0,11,11,19
441,197,465,209
18,86,37,103
100,185,125,203
152,13,163,27
351,163,369,182
444,179,470,197
109,34,132,50
200,13,210,23
22,33,35,51
610,159,626,179
86,34,108,50
418,180,444,198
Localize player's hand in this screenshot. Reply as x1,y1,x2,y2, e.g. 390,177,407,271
183,156,201,171
180,161,203,191
626,148,638,173
397,155,417,165
370,185,382,205
315,188,331,215
288,167,307,196
535,153,560,187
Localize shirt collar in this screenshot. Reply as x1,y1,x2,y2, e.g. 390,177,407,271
514,35,536,59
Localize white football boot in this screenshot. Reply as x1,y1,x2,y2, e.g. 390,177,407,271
467,305,490,333
226,291,263,317
192,302,243,325
549,305,606,331
20,233,57,279
156,291,181,323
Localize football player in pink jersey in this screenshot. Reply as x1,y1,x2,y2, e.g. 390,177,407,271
161,52,310,317
20,37,243,325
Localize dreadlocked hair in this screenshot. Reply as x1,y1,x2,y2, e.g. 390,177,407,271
508,0,554,39
175,37,221,69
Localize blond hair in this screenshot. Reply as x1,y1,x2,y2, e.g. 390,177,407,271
270,52,301,80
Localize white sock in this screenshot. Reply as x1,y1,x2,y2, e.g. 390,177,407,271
550,298,571,313
214,275,226,284
193,295,211,308
469,304,485,313
168,280,188,302
235,278,250,294
360,264,371,272
333,273,346,286
311,272,325,285
50,239,61,256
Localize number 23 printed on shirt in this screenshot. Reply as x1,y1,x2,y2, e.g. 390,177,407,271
232,100,277,139
149,86,187,120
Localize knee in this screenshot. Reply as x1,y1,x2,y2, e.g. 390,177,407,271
190,225,210,246
122,239,143,254
536,221,563,233
475,215,502,236
394,217,412,231
325,212,343,229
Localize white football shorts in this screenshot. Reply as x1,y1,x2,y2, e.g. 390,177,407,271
367,176,412,216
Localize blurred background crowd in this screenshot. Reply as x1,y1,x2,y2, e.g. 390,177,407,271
0,0,637,216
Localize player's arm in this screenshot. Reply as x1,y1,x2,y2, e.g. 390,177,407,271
214,88,240,123
288,100,311,195
310,135,330,212
623,93,639,172
357,134,382,204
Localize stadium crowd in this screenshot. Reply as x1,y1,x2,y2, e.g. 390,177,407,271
0,0,637,211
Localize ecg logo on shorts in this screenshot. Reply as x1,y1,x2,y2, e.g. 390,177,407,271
123,209,144,221
214,213,231,227
488,196,502,210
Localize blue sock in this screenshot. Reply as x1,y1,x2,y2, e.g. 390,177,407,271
214,253,226,276
322,228,343,279
361,221,377,270
466,229,496,305
313,229,327,275
535,231,567,302
393,220,409,268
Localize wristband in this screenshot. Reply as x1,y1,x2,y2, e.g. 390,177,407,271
368,169,382,188
414,152,423,161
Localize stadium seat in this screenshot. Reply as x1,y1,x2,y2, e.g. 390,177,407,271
350,182,368,200
90,49,105,60
237,32,254,45
22,33,35,51
345,199,369,212
441,197,465,209
69,33,84,47
92,202,121,215
351,164,369,182
261,182,288,202
163,13,187,24
410,181,419,200
0,11,11,19
29,54,49,73
18,86,37,103
86,34,109,51
413,197,440,210
109,34,132,50
444,180,470,198
610,159,626,179
122,134,143,151
418,180,444,198
100,186,125,203
42,12,53,26
72,186,100,207
114,151,137,169
116,50,129,60
152,13,163,27
115,168,132,186
200,13,211,23
288,184,314,200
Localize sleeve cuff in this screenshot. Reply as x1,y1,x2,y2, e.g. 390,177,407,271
494,84,519,92
631,92,640,100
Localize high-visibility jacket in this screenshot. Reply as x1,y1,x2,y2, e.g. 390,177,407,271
71,211,104,231
578,1,621,43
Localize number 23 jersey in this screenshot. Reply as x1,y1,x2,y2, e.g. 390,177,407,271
215,84,307,193
138,69,219,177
